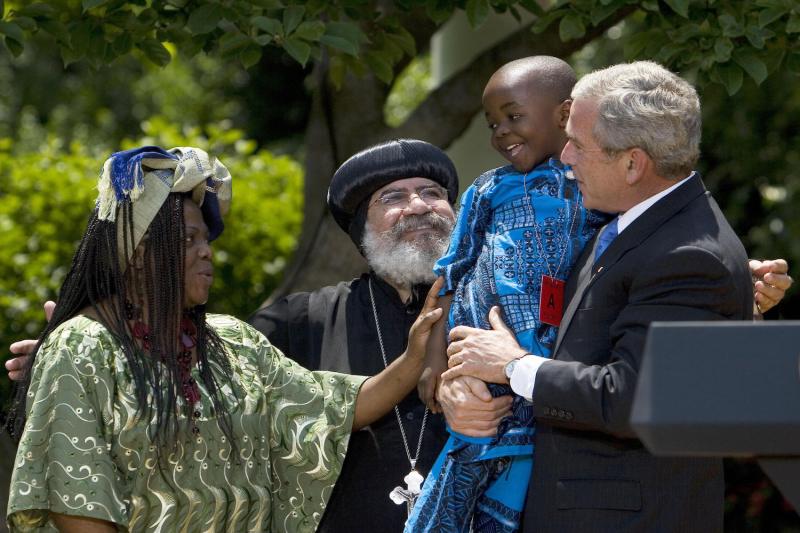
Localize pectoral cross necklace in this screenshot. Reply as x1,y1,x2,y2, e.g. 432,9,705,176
368,279,429,516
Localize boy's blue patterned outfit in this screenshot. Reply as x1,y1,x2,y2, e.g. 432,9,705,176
405,159,607,532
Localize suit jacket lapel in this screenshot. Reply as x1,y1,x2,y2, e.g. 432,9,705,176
553,237,598,352
553,174,708,356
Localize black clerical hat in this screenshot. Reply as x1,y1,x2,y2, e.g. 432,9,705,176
327,139,459,248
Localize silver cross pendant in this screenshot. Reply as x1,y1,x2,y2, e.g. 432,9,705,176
389,469,424,516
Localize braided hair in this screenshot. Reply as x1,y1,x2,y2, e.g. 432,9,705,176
7,193,235,449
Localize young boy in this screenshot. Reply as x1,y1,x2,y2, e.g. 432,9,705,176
406,56,609,532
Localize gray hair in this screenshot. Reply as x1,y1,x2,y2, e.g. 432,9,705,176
572,61,701,179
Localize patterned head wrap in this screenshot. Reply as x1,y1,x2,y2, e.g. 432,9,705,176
96,146,232,267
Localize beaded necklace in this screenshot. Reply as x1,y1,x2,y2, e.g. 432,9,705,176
127,302,202,434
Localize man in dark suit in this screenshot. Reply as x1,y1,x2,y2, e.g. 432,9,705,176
437,61,754,532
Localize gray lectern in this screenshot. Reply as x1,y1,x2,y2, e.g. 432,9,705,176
631,321,800,513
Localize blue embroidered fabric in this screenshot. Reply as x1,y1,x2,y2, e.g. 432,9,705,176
406,159,608,533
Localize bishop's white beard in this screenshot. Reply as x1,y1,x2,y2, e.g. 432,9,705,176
362,212,454,289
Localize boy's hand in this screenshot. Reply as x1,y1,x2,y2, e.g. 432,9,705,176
417,366,441,413
5,300,55,381
418,278,449,413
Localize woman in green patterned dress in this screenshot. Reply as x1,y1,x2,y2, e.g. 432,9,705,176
5,146,443,533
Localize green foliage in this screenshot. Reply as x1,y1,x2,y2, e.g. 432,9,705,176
0,0,380,81
384,55,433,127
700,69,800,318
0,141,98,338
0,121,303,401
3,1,799,90
532,0,800,95
0,37,252,151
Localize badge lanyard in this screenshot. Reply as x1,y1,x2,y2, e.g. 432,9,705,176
522,171,579,327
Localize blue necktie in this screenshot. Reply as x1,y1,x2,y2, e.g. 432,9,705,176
594,217,619,262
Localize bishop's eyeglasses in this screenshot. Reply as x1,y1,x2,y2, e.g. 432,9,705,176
370,185,448,209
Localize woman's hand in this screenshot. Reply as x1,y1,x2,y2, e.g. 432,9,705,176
404,277,444,361
352,277,443,430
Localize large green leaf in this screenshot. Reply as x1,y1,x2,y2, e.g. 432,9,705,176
745,24,773,48
623,28,659,58
283,36,310,65
531,9,562,34
717,62,743,95
239,44,262,68
733,50,768,84
0,20,23,43
187,3,222,35
364,50,394,83
590,1,624,26
282,5,305,35
663,0,689,18
559,12,586,40
718,13,744,37
319,34,358,56
70,21,93,55
112,32,133,55
323,21,365,45
425,2,452,24
758,7,788,28
385,27,415,57
251,16,282,36
138,38,171,66
218,30,250,55
654,41,684,63
10,16,36,31
293,20,325,42
465,0,490,28
319,21,364,56
713,37,733,62
518,0,545,17
38,18,68,42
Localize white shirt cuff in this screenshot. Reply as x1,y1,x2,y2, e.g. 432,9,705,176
509,354,548,401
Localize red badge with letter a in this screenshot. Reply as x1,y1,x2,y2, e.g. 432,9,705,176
540,275,565,326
